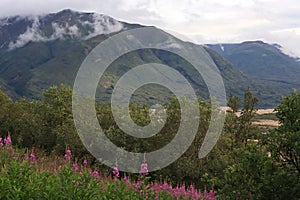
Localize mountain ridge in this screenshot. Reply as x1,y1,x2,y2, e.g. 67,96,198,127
206,41,300,88
0,9,298,108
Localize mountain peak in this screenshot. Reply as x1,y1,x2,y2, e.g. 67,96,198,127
241,40,266,45
0,10,124,50
57,9,77,14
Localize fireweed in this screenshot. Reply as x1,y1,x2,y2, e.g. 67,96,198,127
0,144,217,199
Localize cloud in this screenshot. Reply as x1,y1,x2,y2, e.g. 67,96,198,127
8,17,47,49
83,13,123,40
8,12,123,50
156,38,182,50
51,22,67,40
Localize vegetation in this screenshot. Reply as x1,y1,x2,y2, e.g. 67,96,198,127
0,85,300,199
0,11,296,107
0,139,216,200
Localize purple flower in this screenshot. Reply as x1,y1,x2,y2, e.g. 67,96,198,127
113,166,120,178
160,182,169,190
139,162,149,175
123,176,129,184
172,186,181,198
64,148,72,160
209,189,216,200
135,180,143,190
4,135,12,146
72,163,79,171
90,170,99,178
83,159,88,166
30,153,37,163
0,137,3,147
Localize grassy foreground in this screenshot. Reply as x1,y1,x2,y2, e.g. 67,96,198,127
0,135,216,200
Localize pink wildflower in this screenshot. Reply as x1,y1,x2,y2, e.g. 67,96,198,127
123,175,129,184
151,182,161,193
160,182,169,190
90,170,99,178
139,162,149,175
113,166,120,178
0,137,3,147
30,152,37,164
83,159,88,166
72,163,79,171
4,135,12,146
135,180,143,190
209,189,216,200
172,186,181,198
64,148,72,160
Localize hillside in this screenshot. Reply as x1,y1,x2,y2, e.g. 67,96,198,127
206,41,300,88
0,9,297,107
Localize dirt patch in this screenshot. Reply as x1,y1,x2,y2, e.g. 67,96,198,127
221,107,276,116
256,109,276,115
253,119,279,127
221,107,279,127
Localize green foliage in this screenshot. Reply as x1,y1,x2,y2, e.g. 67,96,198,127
204,46,291,108
1,85,300,199
213,89,300,199
0,146,216,200
0,21,295,108
252,113,277,121
208,41,300,87
216,144,300,199
239,89,259,146
267,89,300,174
227,93,240,113
0,90,14,133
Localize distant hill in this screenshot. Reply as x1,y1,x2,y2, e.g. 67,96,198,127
0,10,297,107
206,41,300,88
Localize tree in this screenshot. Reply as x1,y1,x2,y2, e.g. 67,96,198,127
40,84,84,155
225,89,258,147
226,94,241,149
12,98,44,148
0,90,14,134
218,144,300,199
239,88,258,146
227,93,240,113
268,89,300,174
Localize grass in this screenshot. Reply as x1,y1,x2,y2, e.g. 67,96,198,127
253,113,278,121
0,135,217,200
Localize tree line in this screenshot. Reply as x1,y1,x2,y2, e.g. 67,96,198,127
0,85,299,199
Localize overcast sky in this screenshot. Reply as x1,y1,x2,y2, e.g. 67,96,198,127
1,0,300,56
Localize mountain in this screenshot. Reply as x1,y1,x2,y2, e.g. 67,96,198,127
0,9,141,98
0,9,296,107
206,41,300,88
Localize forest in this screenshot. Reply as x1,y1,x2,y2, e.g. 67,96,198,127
0,84,299,199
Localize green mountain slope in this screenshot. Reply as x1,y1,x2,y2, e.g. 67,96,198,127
0,10,297,107
206,41,300,87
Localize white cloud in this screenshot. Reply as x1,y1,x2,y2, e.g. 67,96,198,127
84,13,123,40
8,17,47,49
156,38,182,50
51,22,66,40
7,12,123,50
68,24,80,37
